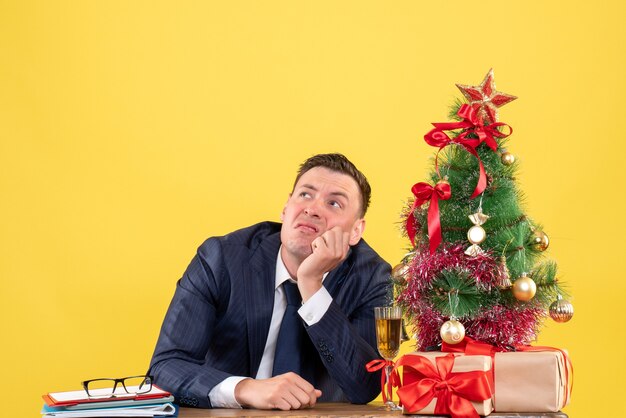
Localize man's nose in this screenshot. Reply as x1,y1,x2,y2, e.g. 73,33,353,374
303,200,321,217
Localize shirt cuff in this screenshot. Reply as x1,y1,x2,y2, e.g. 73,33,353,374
298,286,332,325
207,376,247,408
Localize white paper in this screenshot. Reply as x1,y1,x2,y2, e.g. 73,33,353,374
42,402,176,417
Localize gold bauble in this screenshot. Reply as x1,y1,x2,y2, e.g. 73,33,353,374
512,273,537,301
531,230,550,252
467,225,486,245
391,263,409,281
437,178,450,187
440,319,465,345
549,295,574,323
501,151,516,165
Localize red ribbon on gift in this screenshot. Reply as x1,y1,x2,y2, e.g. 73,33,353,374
442,336,501,356
424,104,512,199
442,336,500,400
395,353,493,418
406,181,452,253
365,359,400,404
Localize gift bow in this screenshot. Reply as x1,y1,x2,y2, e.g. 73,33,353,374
365,359,400,404
406,181,452,253
424,104,512,199
396,353,492,418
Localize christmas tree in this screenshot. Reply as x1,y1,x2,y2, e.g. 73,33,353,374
395,69,574,351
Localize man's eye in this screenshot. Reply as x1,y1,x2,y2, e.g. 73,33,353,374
329,200,342,209
299,192,311,198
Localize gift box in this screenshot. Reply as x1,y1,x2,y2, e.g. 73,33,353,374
397,352,494,417
493,349,571,412
397,347,572,415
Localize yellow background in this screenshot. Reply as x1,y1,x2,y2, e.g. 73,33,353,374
1,1,624,416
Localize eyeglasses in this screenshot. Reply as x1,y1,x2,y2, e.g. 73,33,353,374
81,375,153,399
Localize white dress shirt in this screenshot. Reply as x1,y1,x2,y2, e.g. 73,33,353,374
208,247,332,408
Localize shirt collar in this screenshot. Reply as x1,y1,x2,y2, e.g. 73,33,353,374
275,247,294,290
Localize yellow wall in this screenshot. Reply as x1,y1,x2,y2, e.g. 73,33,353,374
1,1,623,416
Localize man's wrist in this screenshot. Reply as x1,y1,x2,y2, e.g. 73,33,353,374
234,378,255,407
209,376,247,408
299,286,332,325
297,276,323,302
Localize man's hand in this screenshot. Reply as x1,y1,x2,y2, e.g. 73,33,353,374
234,373,322,410
297,226,351,301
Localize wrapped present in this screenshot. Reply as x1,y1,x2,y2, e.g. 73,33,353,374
406,338,573,413
493,349,571,412
396,352,494,418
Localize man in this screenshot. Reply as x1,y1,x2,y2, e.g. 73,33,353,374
149,153,391,410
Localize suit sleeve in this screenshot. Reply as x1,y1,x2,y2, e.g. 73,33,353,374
305,258,391,404
148,238,231,408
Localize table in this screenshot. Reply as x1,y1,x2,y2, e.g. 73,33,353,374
177,402,568,418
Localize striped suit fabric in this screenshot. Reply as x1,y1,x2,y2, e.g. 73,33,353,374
149,221,391,408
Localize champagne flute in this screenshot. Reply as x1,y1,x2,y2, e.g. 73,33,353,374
374,306,403,411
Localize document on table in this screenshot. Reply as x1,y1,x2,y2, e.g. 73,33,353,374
41,402,177,417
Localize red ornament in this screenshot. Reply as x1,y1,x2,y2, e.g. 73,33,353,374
456,68,517,123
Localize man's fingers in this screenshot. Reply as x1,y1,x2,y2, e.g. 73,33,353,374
288,388,312,409
276,373,321,410
308,389,322,407
273,397,294,411
299,226,352,290
337,231,348,254
311,235,325,251
235,374,321,410
291,376,319,407
317,226,346,253
342,231,350,255
280,391,303,410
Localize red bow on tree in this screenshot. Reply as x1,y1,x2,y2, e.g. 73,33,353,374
423,104,512,199
396,354,493,418
406,181,451,254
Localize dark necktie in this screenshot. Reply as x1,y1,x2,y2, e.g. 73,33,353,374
272,281,305,377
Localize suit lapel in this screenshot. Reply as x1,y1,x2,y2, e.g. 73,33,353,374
243,232,281,378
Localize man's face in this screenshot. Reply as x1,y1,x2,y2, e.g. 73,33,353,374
280,166,365,261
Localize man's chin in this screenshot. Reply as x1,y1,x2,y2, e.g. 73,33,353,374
282,239,314,260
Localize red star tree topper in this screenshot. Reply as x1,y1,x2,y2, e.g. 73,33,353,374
455,68,517,123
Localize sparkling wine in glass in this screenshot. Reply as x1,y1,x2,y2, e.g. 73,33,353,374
374,306,403,410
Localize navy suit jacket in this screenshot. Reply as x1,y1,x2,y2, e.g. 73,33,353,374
149,222,391,408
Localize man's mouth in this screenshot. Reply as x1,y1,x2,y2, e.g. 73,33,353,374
295,223,319,233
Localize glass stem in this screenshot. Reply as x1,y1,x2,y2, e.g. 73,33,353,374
385,364,394,406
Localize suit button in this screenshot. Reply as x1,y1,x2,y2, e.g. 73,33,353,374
179,396,198,407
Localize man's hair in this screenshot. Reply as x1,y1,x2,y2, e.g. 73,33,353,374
293,153,371,217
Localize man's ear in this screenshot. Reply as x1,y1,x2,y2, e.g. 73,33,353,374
349,218,366,246
280,193,292,221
